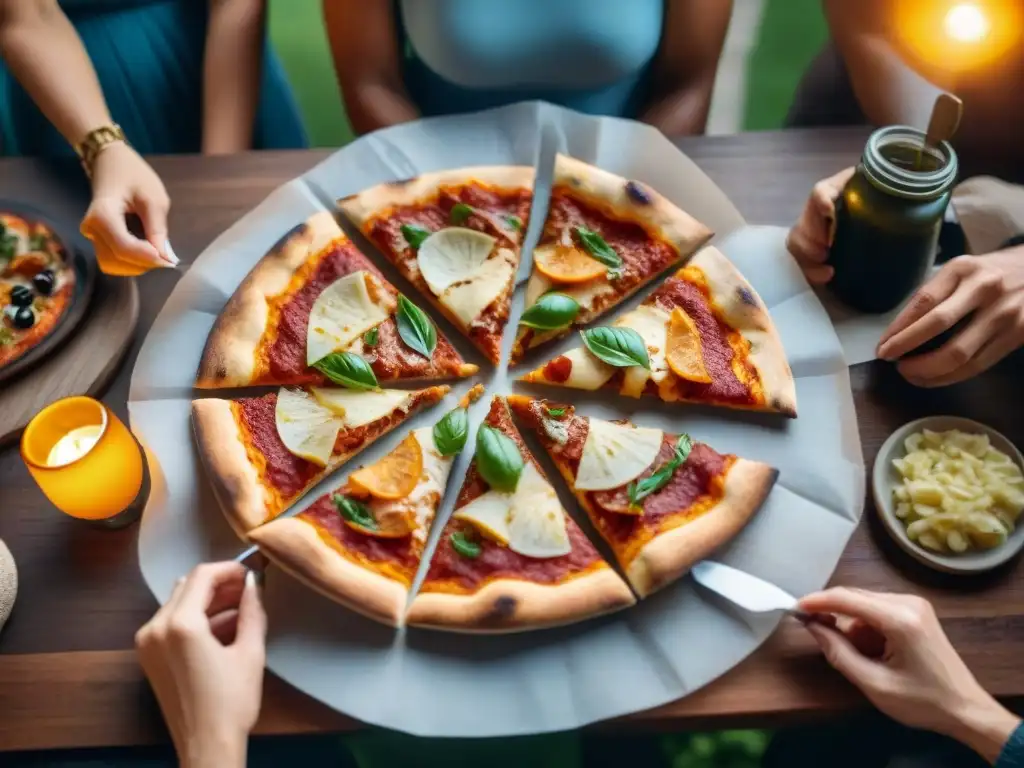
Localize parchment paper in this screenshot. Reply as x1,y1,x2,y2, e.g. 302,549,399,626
130,102,863,737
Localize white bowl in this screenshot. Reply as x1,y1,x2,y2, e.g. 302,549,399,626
872,416,1024,574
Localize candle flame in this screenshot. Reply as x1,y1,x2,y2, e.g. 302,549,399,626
945,3,990,43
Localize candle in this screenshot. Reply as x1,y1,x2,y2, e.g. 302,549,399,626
21,396,144,523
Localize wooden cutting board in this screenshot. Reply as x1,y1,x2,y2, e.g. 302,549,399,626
0,273,138,447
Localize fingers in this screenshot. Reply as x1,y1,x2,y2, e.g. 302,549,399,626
175,562,248,618
81,197,166,269
877,261,965,355
134,192,176,266
798,587,899,633
806,623,887,691
209,609,240,645
904,326,1023,387
234,570,267,656
786,168,854,286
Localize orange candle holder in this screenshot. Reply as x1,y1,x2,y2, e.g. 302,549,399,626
20,396,144,527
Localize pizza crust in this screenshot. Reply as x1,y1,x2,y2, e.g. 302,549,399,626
191,398,268,537
552,154,713,259
687,247,798,417
249,517,409,627
338,166,535,226
626,459,778,597
195,211,345,388
406,567,634,633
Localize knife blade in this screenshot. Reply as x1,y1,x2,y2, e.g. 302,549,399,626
691,561,819,623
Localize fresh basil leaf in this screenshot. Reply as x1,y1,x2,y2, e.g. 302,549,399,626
401,224,430,250
519,292,580,331
547,407,566,417
433,407,469,457
312,351,379,390
28,233,47,251
451,530,482,559
396,295,437,359
580,327,650,369
674,433,693,464
505,215,522,232
574,226,622,270
362,327,380,347
475,424,524,492
449,203,474,225
0,233,16,262
332,494,377,530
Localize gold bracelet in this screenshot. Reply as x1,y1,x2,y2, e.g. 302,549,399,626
74,124,127,177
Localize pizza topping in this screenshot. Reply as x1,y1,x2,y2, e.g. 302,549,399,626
576,418,663,491
312,351,379,391
440,251,516,328
505,215,522,232
7,305,34,330
666,306,711,384
349,432,423,500
332,494,378,532
274,387,344,467
449,203,474,226
401,224,431,250
453,462,571,559
475,424,524,492
394,294,437,359
574,226,623,276
362,327,380,347
580,326,650,369
533,244,606,284
417,227,495,296
306,271,394,366
432,405,470,457
9,285,33,307
518,291,580,331
0,223,18,263
626,434,693,511
450,530,482,559
614,304,672,398
309,387,414,427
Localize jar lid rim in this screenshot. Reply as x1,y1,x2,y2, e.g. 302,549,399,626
863,126,958,199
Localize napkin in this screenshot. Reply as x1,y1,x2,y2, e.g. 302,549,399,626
0,539,16,632
952,177,1024,255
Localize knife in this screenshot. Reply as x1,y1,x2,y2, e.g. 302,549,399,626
691,561,828,625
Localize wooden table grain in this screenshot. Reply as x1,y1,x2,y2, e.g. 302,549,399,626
3,128,1023,752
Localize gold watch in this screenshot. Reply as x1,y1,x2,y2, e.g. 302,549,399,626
74,124,127,177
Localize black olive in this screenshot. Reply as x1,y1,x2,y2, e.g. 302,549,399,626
12,306,34,329
10,285,33,307
32,269,54,296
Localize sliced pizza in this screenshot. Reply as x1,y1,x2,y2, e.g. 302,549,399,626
507,395,777,597
192,384,448,536
338,166,534,365
521,246,798,417
1,212,76,370
510,155,712,363
248,386,484,627
407,396,635,633
195,211,476,389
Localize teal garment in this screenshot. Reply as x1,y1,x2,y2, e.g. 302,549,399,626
345,729,582,768
997,722,1024,768
397,0,664,118
0,0,307,157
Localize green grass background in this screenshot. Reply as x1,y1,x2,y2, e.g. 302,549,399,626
267,1,827,763
268,0,827,146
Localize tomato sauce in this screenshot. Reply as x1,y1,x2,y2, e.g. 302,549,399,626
258,239,463,384
421,398,602,592
301,494,419,574
541,355,573,383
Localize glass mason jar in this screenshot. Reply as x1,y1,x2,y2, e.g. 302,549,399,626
828,126,959,313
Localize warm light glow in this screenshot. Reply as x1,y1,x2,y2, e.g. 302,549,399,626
945,3,990,43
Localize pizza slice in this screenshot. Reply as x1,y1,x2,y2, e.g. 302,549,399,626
510,155,712,363
406,396,635,633
192,384,448,535
520,247,798,417
195,211,476,388
507,395,778,597
248,386,484,626
338,166,534,364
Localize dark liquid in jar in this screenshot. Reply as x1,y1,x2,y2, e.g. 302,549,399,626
828,143,949,314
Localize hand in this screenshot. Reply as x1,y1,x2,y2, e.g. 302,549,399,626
135,563,267,768
80,142,177,275
875,247,1024,386
800,588,1020,763
785,167,856,285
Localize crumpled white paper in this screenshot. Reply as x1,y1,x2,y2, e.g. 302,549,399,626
131,102,863,737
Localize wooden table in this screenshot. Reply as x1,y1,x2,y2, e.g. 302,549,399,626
3,128,1024,752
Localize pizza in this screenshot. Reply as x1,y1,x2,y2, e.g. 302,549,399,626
195,211,476,389
249,386,484,626
0,212,76,370
192,384,448,535
510,155,712,364
520,247,798,417
507,395,777,597
338,166,534,365
406,396,635,633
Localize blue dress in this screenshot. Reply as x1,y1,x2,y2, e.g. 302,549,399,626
0,0,307,157
396,0,665,119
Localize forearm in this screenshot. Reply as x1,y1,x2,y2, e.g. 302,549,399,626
0,2,111,146
640,78,715,136
841,35,942,128
946,692,1022,765
342,81,419,135
202,0,264,154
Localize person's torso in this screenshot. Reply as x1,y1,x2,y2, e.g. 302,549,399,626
397,0,664,118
